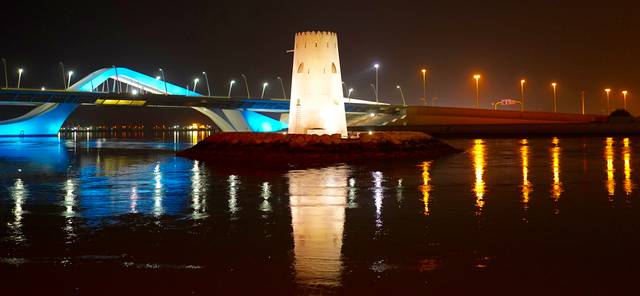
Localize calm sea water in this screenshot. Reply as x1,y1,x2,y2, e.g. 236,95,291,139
2,132,640,294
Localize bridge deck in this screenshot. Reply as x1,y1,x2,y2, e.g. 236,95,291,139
0,89,400,114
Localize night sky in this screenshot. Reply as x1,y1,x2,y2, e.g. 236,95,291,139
1,0,639,125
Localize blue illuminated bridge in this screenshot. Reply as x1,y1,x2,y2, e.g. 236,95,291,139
0,67,403,136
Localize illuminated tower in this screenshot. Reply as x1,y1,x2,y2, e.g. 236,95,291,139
289,31,348,137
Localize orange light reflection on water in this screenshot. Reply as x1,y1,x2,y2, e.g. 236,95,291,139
420,161,432,215
624,138,633,196
605,137,615,197
551,137,562,201
472,139,486,212
520,140,532,208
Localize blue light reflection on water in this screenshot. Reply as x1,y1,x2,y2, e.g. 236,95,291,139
0,134,207,225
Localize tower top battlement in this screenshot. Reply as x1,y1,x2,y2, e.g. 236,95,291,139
295,31,337,37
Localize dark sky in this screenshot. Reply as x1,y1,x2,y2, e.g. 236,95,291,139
1,0,639,124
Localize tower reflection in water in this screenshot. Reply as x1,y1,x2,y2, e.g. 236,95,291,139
288,165,349,287
472,139,486,214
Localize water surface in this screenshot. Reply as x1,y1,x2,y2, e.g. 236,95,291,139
2,133,640,294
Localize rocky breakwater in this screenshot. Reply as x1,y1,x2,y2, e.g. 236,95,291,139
177,132,460,165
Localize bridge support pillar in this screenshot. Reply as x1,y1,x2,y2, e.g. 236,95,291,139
192,107,288,132
0,103,79,136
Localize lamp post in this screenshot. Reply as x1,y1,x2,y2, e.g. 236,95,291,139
228,80,236,98
67,71,74,89
605,88,611,114
59,62,66,91
623,90,629,110
370,83,378,100
374,63,380,103
158,68,168,95
261,82,269,99
347,88,354,103
473,74,481,108
396,85,406,106
1,58,7,88
17,68,23,89
193,78,199,95
112,66,121,93
277,76,287,99
581,91,586,115
520,79,526,112
551,82,558,112
240,74,250,98
202,72,211,96
421,69,427,106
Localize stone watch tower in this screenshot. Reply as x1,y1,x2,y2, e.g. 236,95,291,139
288,31,348,137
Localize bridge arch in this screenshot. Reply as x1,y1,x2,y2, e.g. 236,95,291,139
0,67,287,136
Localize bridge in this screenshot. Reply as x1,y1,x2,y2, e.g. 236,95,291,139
0,67,402,136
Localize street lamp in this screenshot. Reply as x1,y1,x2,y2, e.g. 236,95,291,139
261,82,269,99
396,85,407,106
155,76,161,80
59,62,66,90
551,82,558,113
370,83,378,101
623,90,629,110
1,58,7,88
193,78,199,95
17,68,23,89
67,71,74,89
158,68,168,95
347,88,354,103
473,74,481,108
277,76,287,99
228,80,236,98
605,88,611,114
240,74,250,98
520,79,526,112
202,71,211,96
374,63,380,103
421,69,427,106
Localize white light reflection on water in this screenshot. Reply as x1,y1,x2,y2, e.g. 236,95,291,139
153,163,164,217
228,175,240,216
372,171,384,228
288,165,349,288
63,178,77,242
8,178,27,244
191,160,207,219
260,181,272,212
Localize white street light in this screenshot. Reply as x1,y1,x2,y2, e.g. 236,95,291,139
193,78,200,95
156,76,161,80
241,74,250,98
261,82,269,99
41,86,46,91
396,85,406,106
347,88,354,103
373,63,380,103
277,76,287,99
158,68,168,95
67,71,74,89
17,68,23,89
228,80,236,98
202,71,211,96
